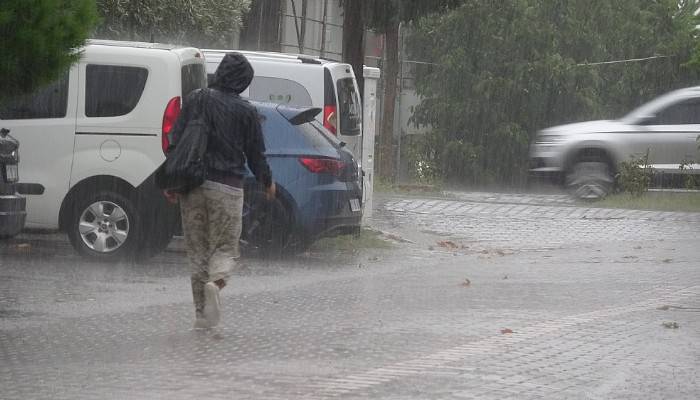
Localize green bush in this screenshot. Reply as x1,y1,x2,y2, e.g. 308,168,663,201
617,152,653,196
95,0,251,47
405,124,528,187
679,160,699,190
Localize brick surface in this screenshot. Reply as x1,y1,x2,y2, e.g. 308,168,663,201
1,191,698,399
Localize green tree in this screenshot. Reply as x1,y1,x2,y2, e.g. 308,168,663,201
95,0,252,47
0,0,98,100
408,0,700,187
349,0,461,181
340,0,365,99
685,1,700,69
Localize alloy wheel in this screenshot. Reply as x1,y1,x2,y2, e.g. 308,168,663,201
78,201,130,253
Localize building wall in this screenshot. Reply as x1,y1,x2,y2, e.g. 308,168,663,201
280,0,344,60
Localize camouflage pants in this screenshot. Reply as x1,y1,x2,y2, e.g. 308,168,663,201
180,181,244,315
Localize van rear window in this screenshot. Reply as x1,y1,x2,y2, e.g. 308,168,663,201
336,78,361,135
249,77,313,107
182,64,207,97
85,65,148,117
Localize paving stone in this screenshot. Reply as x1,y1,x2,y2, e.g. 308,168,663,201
1,192,698,399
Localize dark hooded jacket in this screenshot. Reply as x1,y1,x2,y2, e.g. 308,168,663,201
171,52,272,188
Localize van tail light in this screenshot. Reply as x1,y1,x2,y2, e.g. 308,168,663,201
323,105,337,135
162,96,181,154
299,157,345,177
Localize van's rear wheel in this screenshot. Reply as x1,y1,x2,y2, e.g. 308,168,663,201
67,190,140,261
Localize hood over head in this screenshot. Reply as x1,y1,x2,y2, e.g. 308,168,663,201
210,52,254,94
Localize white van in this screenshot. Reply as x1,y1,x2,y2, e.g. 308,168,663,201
0,40,207,260
202,50,364,157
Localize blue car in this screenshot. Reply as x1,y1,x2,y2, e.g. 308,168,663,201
240,102,363,252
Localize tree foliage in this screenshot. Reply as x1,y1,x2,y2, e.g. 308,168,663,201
408,0,700,186
0,0,98,99
95,0,252,47
686,3,700,69
365,0,462,31
347,0,461,181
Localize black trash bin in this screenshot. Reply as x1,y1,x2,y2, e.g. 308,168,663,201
0,128,26,238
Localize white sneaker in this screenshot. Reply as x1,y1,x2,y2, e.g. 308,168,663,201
203,282,221,327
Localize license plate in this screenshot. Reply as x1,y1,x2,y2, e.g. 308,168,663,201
4,164,18,182
349,198,361,212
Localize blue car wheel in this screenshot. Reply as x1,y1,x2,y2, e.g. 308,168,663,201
242,189,292,255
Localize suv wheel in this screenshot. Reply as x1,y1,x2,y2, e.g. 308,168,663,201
67,190,140,261
565,161,614,200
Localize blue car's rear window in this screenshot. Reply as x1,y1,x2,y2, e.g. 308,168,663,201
258,106,337,156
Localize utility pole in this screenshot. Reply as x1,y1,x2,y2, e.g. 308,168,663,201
257,0,265,49
290,0,308,53
320,0,329,58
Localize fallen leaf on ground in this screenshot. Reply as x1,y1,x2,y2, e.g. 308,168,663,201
501,328,514,334
461,278,471,287
385,233,414,243
661,322,679,329
12,243,31,252
437,240,459,250
657,305,700,311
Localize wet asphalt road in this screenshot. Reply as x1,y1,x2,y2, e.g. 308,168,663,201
1,191,699,399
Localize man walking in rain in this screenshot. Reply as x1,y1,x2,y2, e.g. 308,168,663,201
164,52,275,329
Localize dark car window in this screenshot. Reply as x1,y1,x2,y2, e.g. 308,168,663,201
258,107,307,151
336,78,361,135
258,106,337,155
308,120,344,148
0,74,69,120
181,64,207,97
298,122,339,152
85,65,148,117
653,98,700,125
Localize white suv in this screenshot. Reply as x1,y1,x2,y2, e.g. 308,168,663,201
530,86,700,199
0,40,207,260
